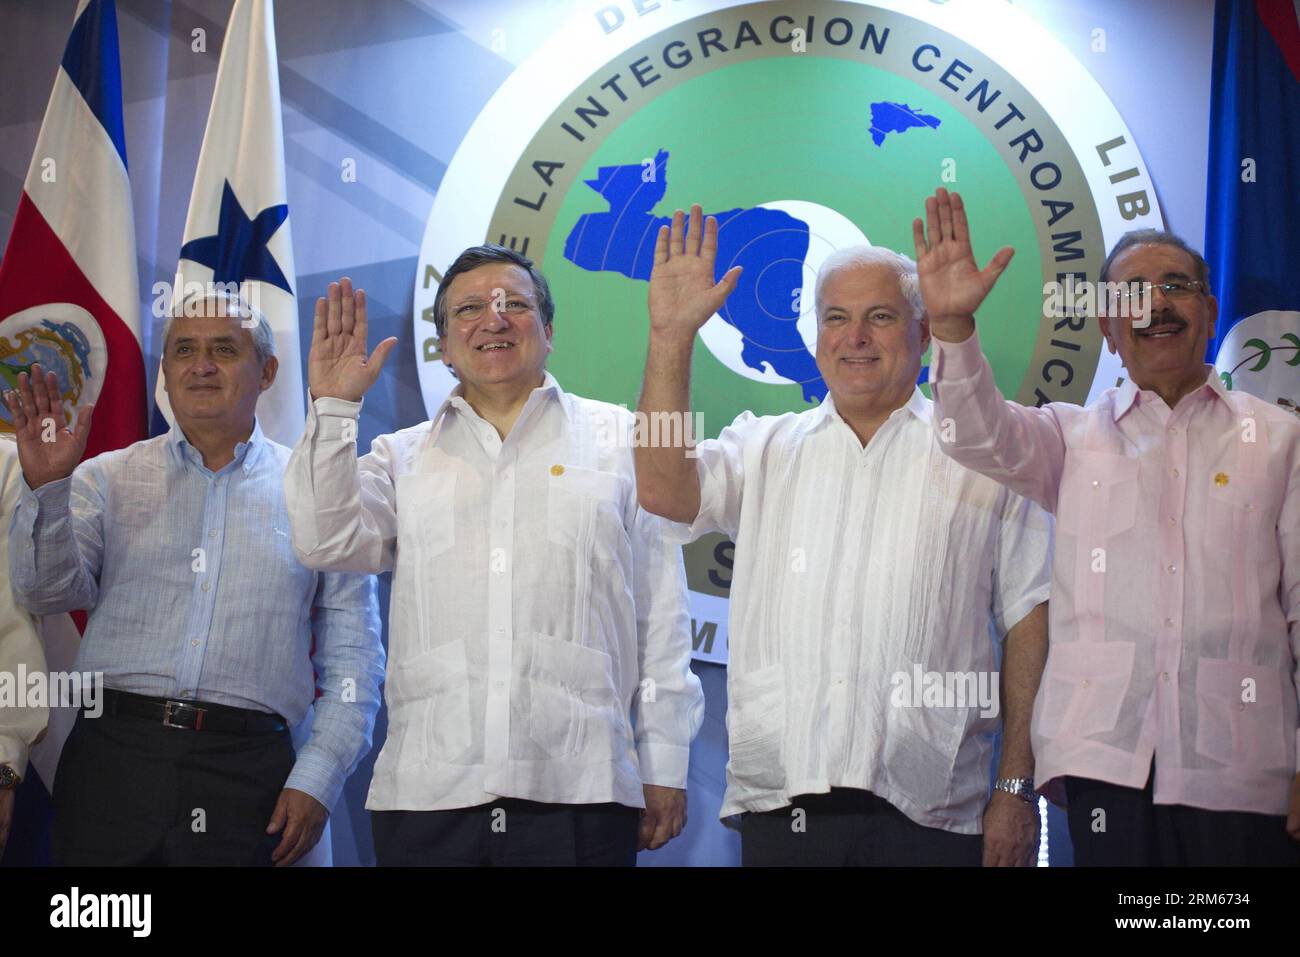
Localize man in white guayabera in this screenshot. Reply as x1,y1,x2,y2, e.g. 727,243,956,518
284,246,703,865
635,205,1052,866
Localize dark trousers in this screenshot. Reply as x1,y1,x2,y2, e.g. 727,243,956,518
52,707,295,866
1065,766,1300,867
740,788,983,866
372,799,641,866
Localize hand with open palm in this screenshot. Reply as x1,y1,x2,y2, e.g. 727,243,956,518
647,204,742,342
912,187,1015,342
308,277,398,402
3,365,92,490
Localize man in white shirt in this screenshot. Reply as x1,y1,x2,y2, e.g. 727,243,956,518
0,437,47,861
285,246,703,865
635,206,1051,865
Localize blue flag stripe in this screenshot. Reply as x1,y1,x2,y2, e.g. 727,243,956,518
60,0,129,171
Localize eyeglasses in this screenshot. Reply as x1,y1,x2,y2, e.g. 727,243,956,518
1110,279,1207,305
451,297,536,323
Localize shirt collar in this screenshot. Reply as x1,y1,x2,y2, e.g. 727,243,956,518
810,387,931,432
432,370,569,430
1112,365,1225,421
169,416,265,474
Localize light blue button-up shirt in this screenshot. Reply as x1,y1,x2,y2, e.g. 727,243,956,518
8,417,385,810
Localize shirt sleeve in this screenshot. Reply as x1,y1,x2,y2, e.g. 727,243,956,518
629,503,704,789
283,570,386,810
930,330,1070,513
0,443,47,778
1279,431,1300,768
285,391,399,574
8,457,106,616
663,410,755,544
991,487,1054,637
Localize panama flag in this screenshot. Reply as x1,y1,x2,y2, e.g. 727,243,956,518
0,0,145,798
156,0,303,445
1206,0,1300,411
0,0,146,455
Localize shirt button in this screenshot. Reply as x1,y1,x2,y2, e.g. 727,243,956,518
1164,617,1174,627
201,582,210,592
1167,564,1177,574
1171,468,1180,478
1244,503,1254,512
1081,679,1091,688
209,529,218,538
1166,517,1176,526
1091,480,1100,488
1161,672,1170,682
191,639,199,647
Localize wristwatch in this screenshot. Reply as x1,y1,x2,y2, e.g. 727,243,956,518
0,765,19,790
993,776,1037,804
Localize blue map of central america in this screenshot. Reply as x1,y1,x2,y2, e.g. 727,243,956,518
564,149,825,402
564,110,942,404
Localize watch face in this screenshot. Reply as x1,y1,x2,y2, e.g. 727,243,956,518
0,766,18,789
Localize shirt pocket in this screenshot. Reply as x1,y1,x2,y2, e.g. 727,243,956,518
546,466,627,564
1055,452,1140,539
1193,659,1290,771
725,663,786,792
386,640,473,766
526,632,618,760
1033,641,1135,741
395,471,457,559
1204,473,1274,561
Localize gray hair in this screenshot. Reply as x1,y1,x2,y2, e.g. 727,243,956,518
163,289,277,365
1100,229,1211,289
815,245,925,322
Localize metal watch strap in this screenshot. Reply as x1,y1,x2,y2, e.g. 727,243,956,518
993,776,1037,803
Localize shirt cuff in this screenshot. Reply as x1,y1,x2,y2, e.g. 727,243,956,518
636,741,691,790
0,734,29,780
283,749,344,812
28,475,73,516
931,328,989,382
310,391,363,420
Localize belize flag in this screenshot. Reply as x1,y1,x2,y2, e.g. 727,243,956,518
155,0,303,446
1207,0,1300,412
0,0,144,819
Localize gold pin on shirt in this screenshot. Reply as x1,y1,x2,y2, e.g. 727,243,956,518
1214,472,1229,487
550,464,565,476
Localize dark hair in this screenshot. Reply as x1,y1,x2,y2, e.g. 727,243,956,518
1099,228,1211,290
432,244,555,339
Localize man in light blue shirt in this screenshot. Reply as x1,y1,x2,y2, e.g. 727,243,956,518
3,295,384,866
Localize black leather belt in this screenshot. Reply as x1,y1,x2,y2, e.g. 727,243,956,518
100,688,288,735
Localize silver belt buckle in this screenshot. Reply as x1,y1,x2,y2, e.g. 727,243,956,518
162,700,203,730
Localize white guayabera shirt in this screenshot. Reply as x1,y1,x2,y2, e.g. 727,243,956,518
674,389,1052,832
285,373,703,811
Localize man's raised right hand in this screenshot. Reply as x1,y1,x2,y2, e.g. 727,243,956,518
308,277,398,402
3,364,92,490
647,204,742,341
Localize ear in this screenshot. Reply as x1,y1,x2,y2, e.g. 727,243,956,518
1206,292,1219,341
543,320,554,354
918,312,931,353
260,355,279,392
1098,314,1118,356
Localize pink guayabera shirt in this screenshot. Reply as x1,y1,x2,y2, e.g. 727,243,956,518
931,332,1300,816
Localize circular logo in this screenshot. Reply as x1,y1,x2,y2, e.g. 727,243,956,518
414,0,1164,658
0,302,104,433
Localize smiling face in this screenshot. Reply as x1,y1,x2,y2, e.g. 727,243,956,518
161,307,276,432
440,262,553,396
1099,242,1217,393
815,262,929,415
